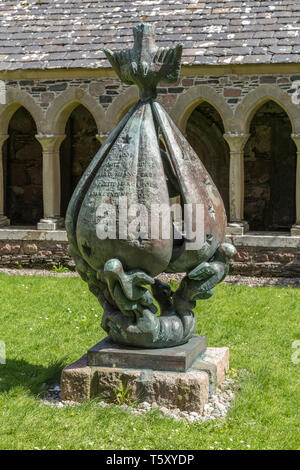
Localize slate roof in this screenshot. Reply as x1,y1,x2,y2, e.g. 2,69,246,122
0,0,300,71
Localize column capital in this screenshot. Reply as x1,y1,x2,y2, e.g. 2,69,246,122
223,133,250,152
35,134,66,152
96,134,108,144
0,135,9,147
291,133,300,150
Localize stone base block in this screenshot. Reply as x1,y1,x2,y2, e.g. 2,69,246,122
0,216,10,227
227,221,249,235
291,225,300,236
61,355,96,402
37,217,64,230
194,347,229,394
61,346,229,412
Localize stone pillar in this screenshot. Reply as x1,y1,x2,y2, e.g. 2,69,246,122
224,133,250,235
291,134,300,236
36,134,66,230
0,135,10,227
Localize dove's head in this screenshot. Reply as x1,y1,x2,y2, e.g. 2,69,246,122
133,23,156,49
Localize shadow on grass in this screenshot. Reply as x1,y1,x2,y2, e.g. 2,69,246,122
0,358,66,396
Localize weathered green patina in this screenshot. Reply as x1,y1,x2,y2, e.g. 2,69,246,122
65,23,236,349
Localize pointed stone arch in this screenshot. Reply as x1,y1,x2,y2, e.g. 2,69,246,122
185,100,230,217
45,87,106,135
0,88,45,135
235,85,300,135
59,104,101,217
243,98,297,231
105,85,139,131
169,85,235,134
4,106,43,225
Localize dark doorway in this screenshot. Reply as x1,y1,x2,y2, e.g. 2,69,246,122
186,101,230,216
60,105,101,217
244,100,296,231
3,106,43,225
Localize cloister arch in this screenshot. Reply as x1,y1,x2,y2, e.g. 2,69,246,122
117,98,139,123
106,85,139,129
170,85,235,135
0,88,45,135
45,87,106,135
3,106,43,225
60,104,101,217
185,100,230,216
244,99,296,231
235,85,300,135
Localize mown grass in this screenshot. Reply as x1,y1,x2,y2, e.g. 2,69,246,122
0,274,299,450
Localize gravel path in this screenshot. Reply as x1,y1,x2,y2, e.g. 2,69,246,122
1,267,299,287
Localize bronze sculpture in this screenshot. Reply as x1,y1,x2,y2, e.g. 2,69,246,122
65,23,236,349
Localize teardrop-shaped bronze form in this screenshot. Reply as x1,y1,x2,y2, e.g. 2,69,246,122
65,23,236,349
152,102,227,273
68,101,173,277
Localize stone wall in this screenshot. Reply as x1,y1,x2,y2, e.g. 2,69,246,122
230,246,300,277
0,239,72,269
5,74,300,115
3,73,298,226
0,236,299,277
2,72,299,229
1,72,300,275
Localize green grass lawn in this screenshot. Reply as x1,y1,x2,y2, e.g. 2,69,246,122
0,274,299,450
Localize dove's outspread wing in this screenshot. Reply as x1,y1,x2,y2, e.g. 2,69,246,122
154,44,183,83
104,24,182,100
104,48,134,85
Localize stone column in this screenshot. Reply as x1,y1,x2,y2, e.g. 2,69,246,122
0,135,10,226
35,134,66,230
291,134,300,236
224,133,250,235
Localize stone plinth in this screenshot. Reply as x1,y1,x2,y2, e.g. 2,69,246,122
37,217,64,231
87,335,207,372
0,216,10,227
226,221,249,235
61,338,229,412
291,225,300,236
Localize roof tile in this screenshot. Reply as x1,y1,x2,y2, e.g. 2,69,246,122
0,0,298,70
